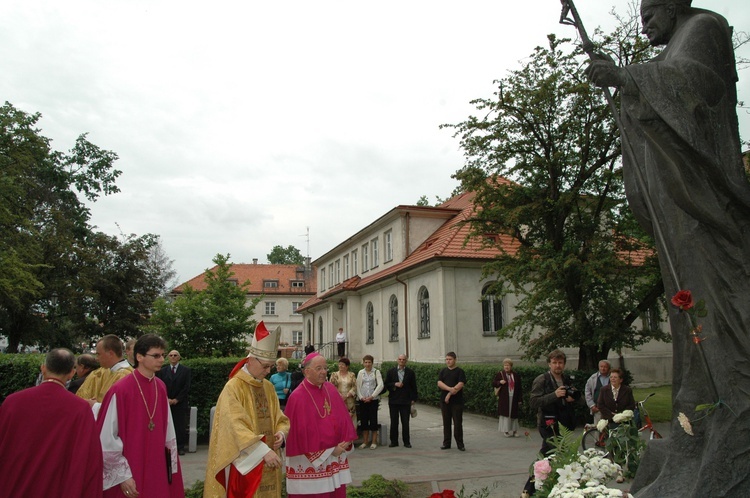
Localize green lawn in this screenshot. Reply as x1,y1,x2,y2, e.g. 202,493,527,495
632,385,672,422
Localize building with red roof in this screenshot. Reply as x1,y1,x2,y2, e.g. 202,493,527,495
173,259,316,351
297,190,672,384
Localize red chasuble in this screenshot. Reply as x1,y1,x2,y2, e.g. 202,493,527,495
0,382,103,498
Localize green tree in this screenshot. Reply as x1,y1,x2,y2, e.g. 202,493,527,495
444,25,668,369
0,102,122,352
149,254,260,357
266,245,304,265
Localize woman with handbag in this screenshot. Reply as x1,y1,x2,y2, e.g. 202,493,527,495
493,358,523,437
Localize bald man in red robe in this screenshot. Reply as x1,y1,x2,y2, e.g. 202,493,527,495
0,348,103,498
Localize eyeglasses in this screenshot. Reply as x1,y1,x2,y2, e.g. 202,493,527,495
168,354,179,357
144,353,166,359
255,357,274,370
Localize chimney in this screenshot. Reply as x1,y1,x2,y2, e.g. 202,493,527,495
253,258,258,265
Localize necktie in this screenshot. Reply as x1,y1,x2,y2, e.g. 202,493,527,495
172,366,177,375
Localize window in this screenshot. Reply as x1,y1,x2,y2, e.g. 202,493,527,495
389,294,398,341
263,280,278,288
320,269,326,291
418,287,430,338
265,301,276,315
371,238,379,268
318,317,323,346
292,331,302,345
227,279,238,286
307,320,312,343
291,281,304,288
366,302,374,344
352,250,358,275
482,284,503,335
362,243,369,272
385,230,393,262
335,259,341,284
344,255,350,279
328,264,334,288
292,302,302,314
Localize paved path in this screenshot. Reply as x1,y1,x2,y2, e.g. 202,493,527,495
181,403,670,497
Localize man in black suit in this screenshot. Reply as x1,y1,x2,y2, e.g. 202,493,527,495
384,354,418,448
157,349,192,455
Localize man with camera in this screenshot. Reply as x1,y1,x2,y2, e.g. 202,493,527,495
529,349,581,455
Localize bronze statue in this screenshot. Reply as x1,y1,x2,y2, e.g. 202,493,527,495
586,0,750,496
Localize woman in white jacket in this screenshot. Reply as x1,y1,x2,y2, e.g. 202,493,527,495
356,354,384,449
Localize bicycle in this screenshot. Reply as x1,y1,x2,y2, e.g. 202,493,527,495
581,392,663,452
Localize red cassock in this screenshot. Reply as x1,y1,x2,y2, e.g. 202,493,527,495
0,382,104,498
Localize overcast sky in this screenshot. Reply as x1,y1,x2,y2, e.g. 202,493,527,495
2,0,748,284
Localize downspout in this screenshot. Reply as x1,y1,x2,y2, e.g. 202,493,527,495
396,275,409,358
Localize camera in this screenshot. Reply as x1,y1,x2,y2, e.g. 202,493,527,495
563,386,581,400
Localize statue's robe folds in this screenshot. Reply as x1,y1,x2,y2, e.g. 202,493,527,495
619,8,750,497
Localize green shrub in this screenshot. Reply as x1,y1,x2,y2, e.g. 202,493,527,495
347,474,408,498
0,353,44,401
184,479,204,498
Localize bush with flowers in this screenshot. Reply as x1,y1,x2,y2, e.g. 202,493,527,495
528,425,632,498
599,410,646,478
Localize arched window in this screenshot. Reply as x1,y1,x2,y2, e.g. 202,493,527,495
418,287,430,338
318,317,323,346
482,284,504,335
389,295,398,341
366,302,374,344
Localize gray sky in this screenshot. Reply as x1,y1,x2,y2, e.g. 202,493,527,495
2,0,748,283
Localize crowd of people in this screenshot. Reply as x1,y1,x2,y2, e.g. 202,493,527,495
0,334,190,498
1,327,635,498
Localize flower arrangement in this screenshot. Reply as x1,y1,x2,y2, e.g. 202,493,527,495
601,411,646,478
430,491,455,498
528,426,631,498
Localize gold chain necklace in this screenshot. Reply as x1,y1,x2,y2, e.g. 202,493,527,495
44,378,66,388
302,380,331,418
133,371,158,431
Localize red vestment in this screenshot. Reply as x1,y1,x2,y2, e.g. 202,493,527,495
97,370,185,498
0,382,103,498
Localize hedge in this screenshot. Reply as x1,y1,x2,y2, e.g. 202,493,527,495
1,354,629,437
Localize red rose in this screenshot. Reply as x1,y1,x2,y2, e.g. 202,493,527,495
442,491,456,498
430,494,443,498
671,290,694,310
545,419,556,427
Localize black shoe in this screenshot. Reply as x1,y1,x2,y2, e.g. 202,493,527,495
178,449,186,455
458,446,466,451
389,443,398,447
440,445,450,450
404,443,412,448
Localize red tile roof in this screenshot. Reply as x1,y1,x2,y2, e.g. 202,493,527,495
298,191,519,311
173,264,316,295
297,188,654,313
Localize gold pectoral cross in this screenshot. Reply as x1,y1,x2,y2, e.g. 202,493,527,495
324,399,331,415
148,420,155,431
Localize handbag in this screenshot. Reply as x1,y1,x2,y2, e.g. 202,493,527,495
493,386,500,397
410,406,418,418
